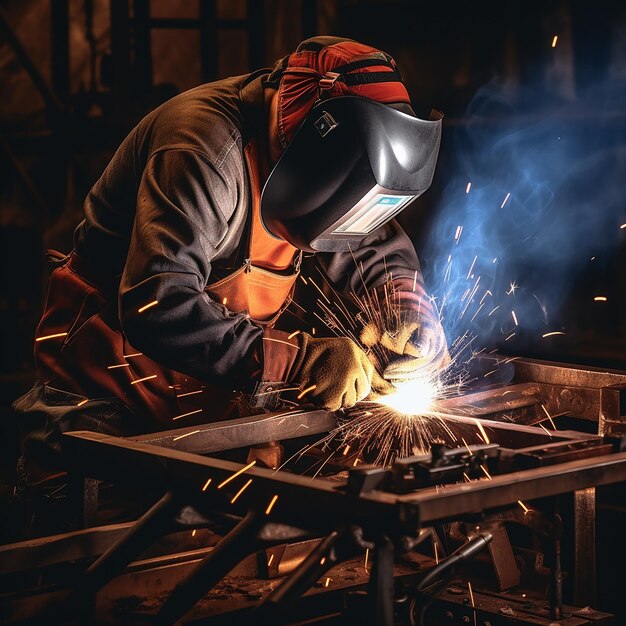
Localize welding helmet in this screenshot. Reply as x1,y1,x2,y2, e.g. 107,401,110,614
260,37,442,252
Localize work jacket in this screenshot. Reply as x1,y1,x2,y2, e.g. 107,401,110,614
15,70,428,478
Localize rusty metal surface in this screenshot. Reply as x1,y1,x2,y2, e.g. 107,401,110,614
396,451,626,524
64,431,626,529
0,521,134,575
428,583,613,625
486,523,521,591
514,357,626,388
574,487,597,608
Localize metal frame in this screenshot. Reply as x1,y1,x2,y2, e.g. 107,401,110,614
57,426,626,624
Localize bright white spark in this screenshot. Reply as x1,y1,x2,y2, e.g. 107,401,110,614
376,378,438,415
506,281,518,295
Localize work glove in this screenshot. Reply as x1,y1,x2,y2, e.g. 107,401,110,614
290,334,393,411
361,307,450,385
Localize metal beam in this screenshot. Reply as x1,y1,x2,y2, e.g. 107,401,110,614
131,408,337,453
64,431,626,532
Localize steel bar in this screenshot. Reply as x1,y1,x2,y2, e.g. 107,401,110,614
156,511,262,625
254,530,341,623
79,491,181,593
514,357,626,388
0,522,134,575
64,431,411,533
437,382,541,417
65,429,626,533
131,409,337,454
574,487,597,607
368,534,394,626
394,451,626,523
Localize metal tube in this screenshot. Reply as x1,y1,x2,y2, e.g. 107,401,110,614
156,510,262,625
80,490,180,593
254,530,340,622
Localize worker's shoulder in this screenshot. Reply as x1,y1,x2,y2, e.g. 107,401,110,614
138,75,254,169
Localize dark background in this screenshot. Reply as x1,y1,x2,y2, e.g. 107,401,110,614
1,1,626,618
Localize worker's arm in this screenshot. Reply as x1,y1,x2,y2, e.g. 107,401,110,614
315,219,449,380
119,147,264,388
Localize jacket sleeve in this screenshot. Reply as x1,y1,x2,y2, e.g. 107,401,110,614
118,147,263,388
314,219,430,301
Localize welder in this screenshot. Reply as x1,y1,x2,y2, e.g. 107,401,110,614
15,36,448,483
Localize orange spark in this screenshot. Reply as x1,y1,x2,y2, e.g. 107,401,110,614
297,384,317,400
542,331,565,338
192,529,197,537
552,35,558,47
130,374,158,385
230,478,253,504
77,398,89,407
538,422,552,436
201,478,212,491
35,332,68,342
541,404,557,429
480,465,492,480
364,548,370,571
107,363,130,369
176,389,204,398
263,336,300,348
324,577,331,587
268,554,275,567
172,408,203,421
468,581,475,607
474,419,490,444
342,444,351,456
594,296,607,302
137,299,158,313
122,352,142,358
172,429,200,441
265,494,279,515
518,500,530,513
218,460,256,489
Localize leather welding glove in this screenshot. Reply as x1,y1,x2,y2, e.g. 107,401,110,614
361,307,450,385
290,334,392,412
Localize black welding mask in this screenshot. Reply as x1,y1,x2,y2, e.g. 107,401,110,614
260,96,442,252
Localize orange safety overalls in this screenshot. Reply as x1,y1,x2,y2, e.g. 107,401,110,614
33,139,301,431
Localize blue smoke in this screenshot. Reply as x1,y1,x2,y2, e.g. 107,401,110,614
422,77,626,356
